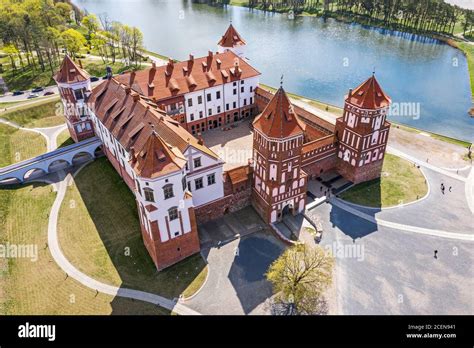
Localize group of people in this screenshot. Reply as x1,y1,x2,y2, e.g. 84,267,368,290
440,183,452,194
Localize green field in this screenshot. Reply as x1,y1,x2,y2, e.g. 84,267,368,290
340,154,428,208
0,183,168,315
0,124,47,167
58,158,208,300
1,99,64,128
56,128,74,148
457,42,474,97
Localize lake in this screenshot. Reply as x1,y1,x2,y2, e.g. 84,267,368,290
74,0,474,142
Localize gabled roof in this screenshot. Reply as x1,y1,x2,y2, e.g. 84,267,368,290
346,74,391,109
88,78,220,178
115,50,259,101
54,55,90,84
133,129,187,179
218,24,246,48
253,87,306,139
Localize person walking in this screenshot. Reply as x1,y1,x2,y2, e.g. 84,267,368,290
434,250,438,259
440,183,445,194
449,186,452,192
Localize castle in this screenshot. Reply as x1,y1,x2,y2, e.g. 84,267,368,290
54,24,391,270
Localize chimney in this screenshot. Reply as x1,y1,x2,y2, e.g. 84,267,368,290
125,86,131,94
132,92,140,102
348,88,353,97
197,133,204,145
216,58,222,69
151,61,156,70
208,50,213,58
129,147,136,163
189,54,194,61
129,71,136,86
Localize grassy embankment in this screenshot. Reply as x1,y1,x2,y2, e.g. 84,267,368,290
339,153,428,208
0,98,63,128
58,157,208,300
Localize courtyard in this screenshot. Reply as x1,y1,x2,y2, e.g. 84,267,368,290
201,118,254,171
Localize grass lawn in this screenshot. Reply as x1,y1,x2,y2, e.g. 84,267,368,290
0,183,168,315
339,154,428,208
1,99,64,128
0,124,47,166
58,157,208,300
56,128,74,148
2,64,56,92
456,42,474,97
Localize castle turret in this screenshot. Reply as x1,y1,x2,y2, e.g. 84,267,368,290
335,74,391,184
217,24,247,59
54,55,94,142
252,86,308,223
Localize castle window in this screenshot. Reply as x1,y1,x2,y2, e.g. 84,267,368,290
216,91,221,99
187,181,192,191
198,96,203,104
136,180,141,195
168,207,178,221
241,86,244,93
208,108,212,116
174,231,180,237
163,184,174,199
233,89,237,95
250,86,253,92
226,103,229,111
194,157,202,168
207,173,216,185
199,111,203,119
143,188,155,202
188,98,193,107
217,106,221,113
195,177,203,190
74,88,85,101
190,113,194,121
207,93,212,102
233,82,237,87
250,97,253,104
233,102,236,109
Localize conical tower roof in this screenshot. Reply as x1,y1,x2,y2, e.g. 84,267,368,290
218,24,246,48
347,74,391,109
253,87,305,138
54,55,90,84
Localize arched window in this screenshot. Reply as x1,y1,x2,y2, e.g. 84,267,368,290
143,188,155,202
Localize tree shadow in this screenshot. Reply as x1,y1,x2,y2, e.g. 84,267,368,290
70,158,206,315
227,232,285,314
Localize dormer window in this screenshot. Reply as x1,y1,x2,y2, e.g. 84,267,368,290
194,157,201,168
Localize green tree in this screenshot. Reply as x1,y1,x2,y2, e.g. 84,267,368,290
81,14,100,38
60,28,86,57
266,244,334,315
3,43,19,70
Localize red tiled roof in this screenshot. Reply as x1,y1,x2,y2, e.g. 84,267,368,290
347,74,391,109
115,50,260,101
226,165,251,185
133,129,187,179
218,24,246,48
253,87,306,138
88,78,219,178
54,55,90,84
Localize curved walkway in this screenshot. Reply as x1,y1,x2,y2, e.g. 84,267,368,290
47,170,200,315
331,198,474,241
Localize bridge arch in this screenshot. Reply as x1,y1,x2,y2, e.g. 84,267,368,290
94,145,103,157
48,159,70,173
71,151,94,166
23,168,47,181
0,177,22,185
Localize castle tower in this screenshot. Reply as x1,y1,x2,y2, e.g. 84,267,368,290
335,74,392,184
252,86,308,224
217,23,247,59
132,129,200,270
54,55,94,142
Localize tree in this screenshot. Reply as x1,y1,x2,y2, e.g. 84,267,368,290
3,43,18,70
266,244,334,315
60,28,86,57
81,14,100,39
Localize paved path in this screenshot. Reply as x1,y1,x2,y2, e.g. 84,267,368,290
330,198,474,241
46,170,200,315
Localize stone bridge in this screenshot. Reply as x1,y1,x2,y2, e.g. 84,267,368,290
0,137,102,185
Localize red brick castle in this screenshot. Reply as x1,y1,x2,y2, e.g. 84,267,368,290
55,24,391,269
